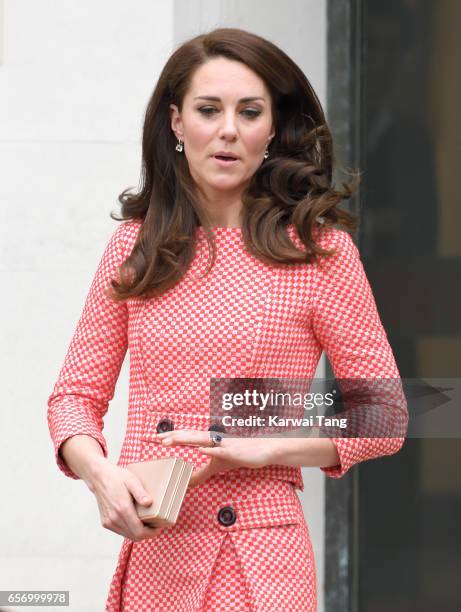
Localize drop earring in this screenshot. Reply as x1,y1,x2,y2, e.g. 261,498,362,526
264,137,274,160
175,138,183,152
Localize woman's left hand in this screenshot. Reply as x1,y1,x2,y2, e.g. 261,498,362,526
156,429,280,488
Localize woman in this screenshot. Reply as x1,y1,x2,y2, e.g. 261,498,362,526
47,28,407,611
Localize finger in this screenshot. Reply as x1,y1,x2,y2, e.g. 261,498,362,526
105,522,162,542
175,429,211,444
157,428,193,437
138,524,165,540
95,488,135,537
108,481,155,538
198,446,227,457
161,430,212,447
104,524,128,538
124,472,153,506
188,471,206,488
118,497,150,539
121,498,163,541
189,462,217,488
120,521,164,541
100,500,139,540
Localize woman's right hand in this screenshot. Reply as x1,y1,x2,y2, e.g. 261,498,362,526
84,458,164,542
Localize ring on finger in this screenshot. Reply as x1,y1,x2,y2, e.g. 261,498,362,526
210,433,223,447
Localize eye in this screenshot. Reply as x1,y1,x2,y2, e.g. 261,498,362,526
197,106,262,119
198,106,218,116
241,109,261,119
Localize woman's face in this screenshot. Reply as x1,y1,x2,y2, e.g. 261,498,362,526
170,57,275,199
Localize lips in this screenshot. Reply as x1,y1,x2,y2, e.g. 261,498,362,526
213,151,239,160
212,153,240,167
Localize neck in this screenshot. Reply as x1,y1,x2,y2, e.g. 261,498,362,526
196,185,244,228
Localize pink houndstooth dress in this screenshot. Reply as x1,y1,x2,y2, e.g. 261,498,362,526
47,219,406,611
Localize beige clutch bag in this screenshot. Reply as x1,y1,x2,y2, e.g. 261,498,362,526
126,457,194,528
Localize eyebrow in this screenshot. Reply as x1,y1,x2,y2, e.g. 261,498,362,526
193,96,266,103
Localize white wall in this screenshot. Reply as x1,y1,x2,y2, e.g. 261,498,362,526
0,1,327,610
0,2,174,611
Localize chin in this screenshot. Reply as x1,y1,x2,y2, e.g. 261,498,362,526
207,178,243,191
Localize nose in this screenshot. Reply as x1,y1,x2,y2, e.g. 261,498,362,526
218,110,238,140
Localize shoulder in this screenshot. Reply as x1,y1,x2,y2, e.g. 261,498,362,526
314,224,358,261
287,221,358,262
310,225,361,281
313,224,357,253
109,218,143,258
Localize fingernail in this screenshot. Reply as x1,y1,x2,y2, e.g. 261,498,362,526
142,496,151,504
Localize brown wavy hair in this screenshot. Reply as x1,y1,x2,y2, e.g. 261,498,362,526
108,27,360,301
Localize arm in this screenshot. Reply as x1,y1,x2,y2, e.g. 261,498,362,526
306,227,407,478
59,434,108,487
255,228,406,474
268,434,341,469
47,221,138,479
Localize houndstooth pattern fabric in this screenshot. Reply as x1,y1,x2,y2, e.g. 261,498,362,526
115,476,316,611
201,533,253,610
47,219,406,611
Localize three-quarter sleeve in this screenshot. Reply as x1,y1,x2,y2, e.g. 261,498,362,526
310,227,408,478
47,222,135,479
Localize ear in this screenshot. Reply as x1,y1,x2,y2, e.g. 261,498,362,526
169,104,183,140
268,122,276,142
